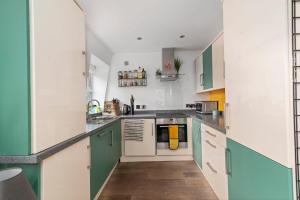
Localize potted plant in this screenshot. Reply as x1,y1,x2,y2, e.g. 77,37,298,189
174,57,182,75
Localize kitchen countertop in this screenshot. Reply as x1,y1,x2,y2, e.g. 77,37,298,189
0,110,224,164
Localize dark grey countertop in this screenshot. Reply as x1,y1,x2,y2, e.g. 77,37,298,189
0,110,224,164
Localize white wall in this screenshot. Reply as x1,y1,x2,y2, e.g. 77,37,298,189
106,50,205,109
85,26,113,66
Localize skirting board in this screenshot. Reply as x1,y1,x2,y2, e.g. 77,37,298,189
93,162,119,200
120,155,193,162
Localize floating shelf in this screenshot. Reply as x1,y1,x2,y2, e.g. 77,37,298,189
118,78,147,87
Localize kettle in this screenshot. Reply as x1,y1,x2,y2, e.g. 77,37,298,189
122,104,131,115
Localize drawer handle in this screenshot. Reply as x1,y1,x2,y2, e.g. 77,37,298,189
206,140,216,149
206,162,218,174
205,130,216,138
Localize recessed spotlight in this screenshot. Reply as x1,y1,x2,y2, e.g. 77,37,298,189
179,35,186,39
137,37,143,40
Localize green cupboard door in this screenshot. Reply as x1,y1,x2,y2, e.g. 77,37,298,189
203,46,213,90
192,119,202,168
0,164,41,199
226,139,293,200
112,120,121,163
90,129,112,199
0,0,31,155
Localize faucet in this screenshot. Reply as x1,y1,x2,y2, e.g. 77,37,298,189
87,99,101,115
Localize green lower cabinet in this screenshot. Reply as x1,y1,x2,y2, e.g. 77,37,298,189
90,121,121,199
203,45,213,90
192,118,202,168
0,164,41,199
226,139,293,200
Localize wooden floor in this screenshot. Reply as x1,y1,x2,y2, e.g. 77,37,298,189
99,161,218,200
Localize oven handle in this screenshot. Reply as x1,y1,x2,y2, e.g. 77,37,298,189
157,125,185,128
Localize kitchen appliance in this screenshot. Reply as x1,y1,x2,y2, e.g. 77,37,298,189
156,114,188,150
122,104,131,115
195,101,218,114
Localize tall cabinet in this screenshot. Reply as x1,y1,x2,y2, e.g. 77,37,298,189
0,0,86,155
223,0,294,199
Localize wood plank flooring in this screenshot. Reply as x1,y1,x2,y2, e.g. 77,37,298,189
98,161,218,200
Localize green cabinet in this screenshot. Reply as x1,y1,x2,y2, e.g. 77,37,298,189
203,45,213,90
192,118,202,168
0,0,31,156
226,139,293,200
0,164,41,199
90,120,121,199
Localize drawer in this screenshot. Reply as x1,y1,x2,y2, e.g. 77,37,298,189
201,123,226,147
202,138,228,200
203,136,226,174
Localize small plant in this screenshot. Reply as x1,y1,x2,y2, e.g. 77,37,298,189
156,69,162,76
174,58,183,74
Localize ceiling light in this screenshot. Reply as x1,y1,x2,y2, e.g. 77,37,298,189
179,35,186,39
137,37,143,40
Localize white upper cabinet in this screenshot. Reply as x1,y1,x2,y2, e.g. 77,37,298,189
195,33,225,93
30,0,86,153
223,0,292,167
212,34,225,89
195,55,204,93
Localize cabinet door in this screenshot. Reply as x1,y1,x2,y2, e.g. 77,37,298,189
223,0,291,166
192,119,202,168
113,121,122,162
212,34,225,89
226,139,293,200
41,138,90,200
30,0,86,153
203,46,213,90
90,128,114,199
0,0,31,156
124,119,156,156
195,55,204,93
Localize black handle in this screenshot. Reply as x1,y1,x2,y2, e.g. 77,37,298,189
225,148,232,176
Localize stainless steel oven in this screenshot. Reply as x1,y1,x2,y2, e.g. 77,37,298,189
156,118,188,149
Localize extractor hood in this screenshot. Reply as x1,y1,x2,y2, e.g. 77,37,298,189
159,48,179,81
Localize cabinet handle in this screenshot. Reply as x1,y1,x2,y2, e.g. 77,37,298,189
152,123,154,136
158,125,185,128
199,128,201,144
110,130,114,146
225,148,232,175
206,162,217,174
225,103,230,129
87,145,91,170
205,140,216,149
205,130,216,138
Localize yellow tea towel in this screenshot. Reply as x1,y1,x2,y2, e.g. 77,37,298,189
169,125,179,150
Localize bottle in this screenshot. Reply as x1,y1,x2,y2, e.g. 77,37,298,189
142,68,146,78
138,67,143,79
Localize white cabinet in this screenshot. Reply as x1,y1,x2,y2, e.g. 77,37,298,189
201,124,228,200
41,138,90,200
223,0,291,167
30,0,86,153
212,34,225,89
123,119,156,156
195,55,204,93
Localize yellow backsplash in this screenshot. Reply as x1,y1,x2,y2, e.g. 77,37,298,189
209,89,226,111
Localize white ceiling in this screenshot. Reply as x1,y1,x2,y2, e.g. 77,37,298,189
81,0,223,53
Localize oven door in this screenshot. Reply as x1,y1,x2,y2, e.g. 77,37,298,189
156,124,188,149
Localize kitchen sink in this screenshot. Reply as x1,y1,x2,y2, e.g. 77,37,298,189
86,115,115,124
